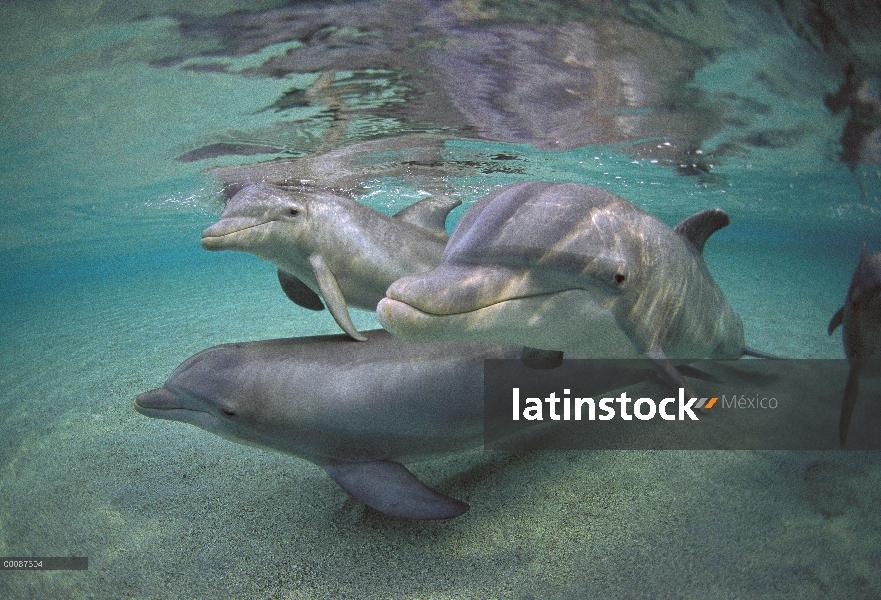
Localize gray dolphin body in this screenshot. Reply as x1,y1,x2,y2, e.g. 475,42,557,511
134,330,522,519
828,249,881,444
201,184,460,341
378,181,763,390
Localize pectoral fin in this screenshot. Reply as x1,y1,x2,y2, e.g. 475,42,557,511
309,255,367,341
277,270,324,311
839,364,861,446
647,344,696,399
828,306,844,335
323,459,469,519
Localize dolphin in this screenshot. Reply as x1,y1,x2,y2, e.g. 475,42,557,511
378,181,769,391
828,248,881,445
207,134,461,199
201,183,460,341
134,330,522,519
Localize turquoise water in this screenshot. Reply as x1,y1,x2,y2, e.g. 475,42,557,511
2,1,880,598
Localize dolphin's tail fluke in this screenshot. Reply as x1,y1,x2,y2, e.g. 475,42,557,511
741,347,781,359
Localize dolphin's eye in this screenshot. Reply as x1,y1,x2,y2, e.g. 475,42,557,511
288,208,299,216
614,273,626,284
221,409,236,418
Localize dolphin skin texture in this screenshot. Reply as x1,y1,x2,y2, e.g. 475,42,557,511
829,249,881,445
134,330,522,519
201,183,460,341
378,181,767,392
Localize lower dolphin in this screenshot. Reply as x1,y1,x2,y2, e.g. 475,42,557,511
134,330,522,519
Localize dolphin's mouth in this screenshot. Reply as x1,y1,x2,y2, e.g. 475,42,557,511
383,264,572,316
376,291,574,338
381,264,574,317
381,289,562,317
133,399,200,418
133,389,216,425
378,289,634,356
200,218,272,249
377,296,493,342
133,397,193,414
134,388,190,415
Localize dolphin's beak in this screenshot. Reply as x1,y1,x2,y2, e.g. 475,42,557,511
377,296,435,339
384,264,533,316
134,387,219,429
133,388,182,415
378,264,545,343
200,218,266,250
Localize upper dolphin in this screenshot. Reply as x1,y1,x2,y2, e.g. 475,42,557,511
378,181,765,390
828,248,881,445
202,183,460,341
134,330,522,519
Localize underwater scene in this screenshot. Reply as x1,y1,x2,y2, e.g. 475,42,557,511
1,0,881,597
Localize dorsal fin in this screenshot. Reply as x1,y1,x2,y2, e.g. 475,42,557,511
673,208,730,255
393,195,462,237
520,347,564,369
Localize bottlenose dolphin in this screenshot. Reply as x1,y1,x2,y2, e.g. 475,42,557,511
828,248,881,444
207,134,460,199
378,181,768,391
134,330,521,519
202,184,460,341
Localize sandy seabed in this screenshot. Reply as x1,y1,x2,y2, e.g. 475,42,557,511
0,231,879,599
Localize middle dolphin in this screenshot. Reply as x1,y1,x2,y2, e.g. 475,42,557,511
378,181,766,390
202,183,460,341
